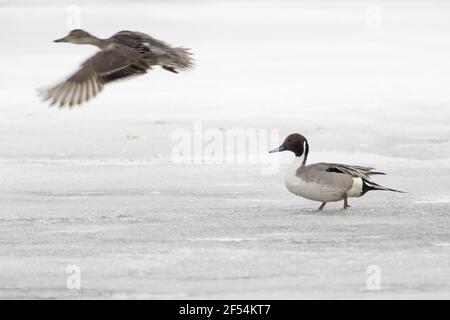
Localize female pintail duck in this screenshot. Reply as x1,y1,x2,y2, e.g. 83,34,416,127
269,133,404,210
41,29,193,108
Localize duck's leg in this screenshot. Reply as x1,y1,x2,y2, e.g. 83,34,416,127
343,195,351,209
162,66,178,73
318,202,327,211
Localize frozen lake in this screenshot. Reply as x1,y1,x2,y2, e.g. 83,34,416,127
0,0,449,299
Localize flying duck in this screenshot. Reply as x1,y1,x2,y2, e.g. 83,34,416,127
269,133,404,210
41,29,193,107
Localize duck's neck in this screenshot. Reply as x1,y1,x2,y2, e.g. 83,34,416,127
83,36,107,49
296,140,309,167
292,153,306,168
287,140,309,176
288,155,306,178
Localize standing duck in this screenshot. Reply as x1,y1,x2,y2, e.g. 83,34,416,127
269,133,404,210
41,29,193,107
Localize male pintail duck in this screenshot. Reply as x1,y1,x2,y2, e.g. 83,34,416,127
269,133,404,210
41,29,193,107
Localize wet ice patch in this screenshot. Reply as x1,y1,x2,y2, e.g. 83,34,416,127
187,237,258,242
416,196,450,204
248,199,283,203
49,227,109,234
358,235,384,240
432,243,450,247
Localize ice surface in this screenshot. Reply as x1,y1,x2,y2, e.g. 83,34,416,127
0,0,449,299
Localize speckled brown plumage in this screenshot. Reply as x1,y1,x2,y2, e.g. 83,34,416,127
41,29,193,108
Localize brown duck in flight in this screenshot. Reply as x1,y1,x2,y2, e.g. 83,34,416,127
41,29,193,108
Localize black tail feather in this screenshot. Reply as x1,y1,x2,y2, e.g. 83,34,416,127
369,171,386,176
362,179,405,195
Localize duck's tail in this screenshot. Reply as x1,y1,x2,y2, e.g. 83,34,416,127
161,47,194,72
174,47,194,69
362,179,405,195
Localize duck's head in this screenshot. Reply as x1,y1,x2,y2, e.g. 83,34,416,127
269,133,308,157
54,29,95,44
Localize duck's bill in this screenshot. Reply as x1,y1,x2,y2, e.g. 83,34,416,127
269,145,284,153
54,36,68,43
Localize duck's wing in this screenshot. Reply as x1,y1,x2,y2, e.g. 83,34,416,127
321,163,385,180
112,31,194,70
298,164,355,197
41,44,150,108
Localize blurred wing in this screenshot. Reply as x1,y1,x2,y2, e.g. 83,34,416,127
101,64,148,83
41,45,149,108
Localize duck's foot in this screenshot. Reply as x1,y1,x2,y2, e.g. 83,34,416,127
318,202,327,211
162,66,178,73
343,195,350,209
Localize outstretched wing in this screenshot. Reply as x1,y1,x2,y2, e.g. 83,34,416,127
322,163,385,180
40,44,150,108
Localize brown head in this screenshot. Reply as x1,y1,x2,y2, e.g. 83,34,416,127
54,29,97,45
269,133,309,158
